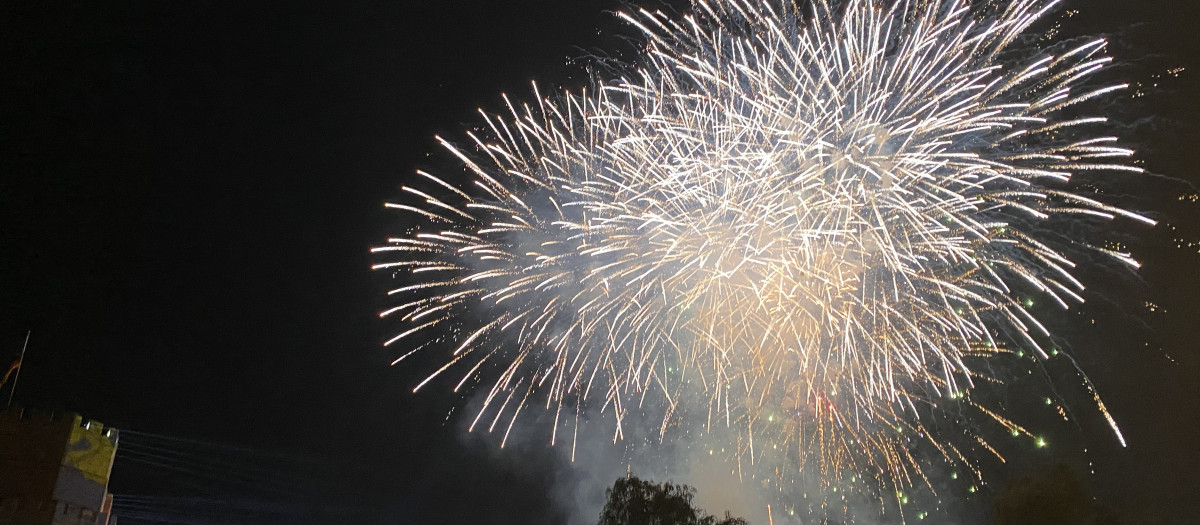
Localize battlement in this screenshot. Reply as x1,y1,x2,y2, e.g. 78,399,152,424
1,406,75,425
71,414,119,446
0,407,119,445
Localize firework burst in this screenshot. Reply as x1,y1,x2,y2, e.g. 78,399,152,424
374,0,1152,500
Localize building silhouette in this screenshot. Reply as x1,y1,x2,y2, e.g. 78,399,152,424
0,408,119,525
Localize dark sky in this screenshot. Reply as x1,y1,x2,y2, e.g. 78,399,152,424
2,1,1199,524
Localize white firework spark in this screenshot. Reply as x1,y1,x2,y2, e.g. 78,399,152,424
374,0,1152,498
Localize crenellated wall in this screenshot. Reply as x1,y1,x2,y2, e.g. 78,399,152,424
0,408,119,525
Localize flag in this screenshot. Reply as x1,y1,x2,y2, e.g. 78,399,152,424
0,355,20,390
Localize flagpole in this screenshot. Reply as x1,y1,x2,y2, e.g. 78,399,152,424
6,331,30,409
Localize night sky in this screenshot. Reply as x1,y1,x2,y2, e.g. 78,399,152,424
3,1,1199,524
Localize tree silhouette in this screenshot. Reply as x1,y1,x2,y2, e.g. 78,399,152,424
597,475,748,525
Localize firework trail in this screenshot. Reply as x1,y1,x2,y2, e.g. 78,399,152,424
374,0,1152,500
